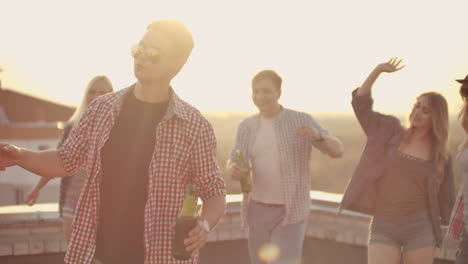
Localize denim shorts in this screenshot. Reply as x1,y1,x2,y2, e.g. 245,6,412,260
368,213,436,251
60,170,86,217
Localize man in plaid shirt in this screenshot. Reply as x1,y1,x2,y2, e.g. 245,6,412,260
227,70,344,264
0,20,226,264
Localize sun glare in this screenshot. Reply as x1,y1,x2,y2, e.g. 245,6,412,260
0,1,467,114
258,243,281,262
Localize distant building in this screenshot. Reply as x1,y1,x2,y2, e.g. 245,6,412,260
0,82,76,205
0,81,75,123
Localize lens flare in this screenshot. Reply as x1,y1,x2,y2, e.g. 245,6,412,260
258,243,280,262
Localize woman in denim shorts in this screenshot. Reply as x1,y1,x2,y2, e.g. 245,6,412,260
340,58,455,264
26,75,113,242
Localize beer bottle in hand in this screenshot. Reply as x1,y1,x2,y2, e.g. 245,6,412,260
236,150,252,193
172,183,198,260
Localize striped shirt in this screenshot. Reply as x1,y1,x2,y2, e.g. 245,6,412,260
58,86,226,264
448,190,464,241
230,107,330,227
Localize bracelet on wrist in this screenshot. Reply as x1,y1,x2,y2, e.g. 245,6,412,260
312,134,324,142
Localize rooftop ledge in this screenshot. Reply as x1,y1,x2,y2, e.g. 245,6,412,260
0,191,458,262
0,191,343,214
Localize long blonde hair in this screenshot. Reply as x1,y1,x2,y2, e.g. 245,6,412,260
68,75,113,126
403,92,449,183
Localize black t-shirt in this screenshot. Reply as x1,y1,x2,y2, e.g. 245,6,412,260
95,88,169,264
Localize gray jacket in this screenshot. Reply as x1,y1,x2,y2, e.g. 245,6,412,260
340,89,455,246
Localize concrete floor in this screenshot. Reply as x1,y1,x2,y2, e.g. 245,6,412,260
0,238,454,264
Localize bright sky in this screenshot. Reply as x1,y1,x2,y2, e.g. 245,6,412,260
1,0,468,114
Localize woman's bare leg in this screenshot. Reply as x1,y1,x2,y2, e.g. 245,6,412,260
368,243,401,264
62,216,73,243
402,246,435,264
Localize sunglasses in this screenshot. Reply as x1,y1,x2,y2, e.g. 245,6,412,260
131,44,161,64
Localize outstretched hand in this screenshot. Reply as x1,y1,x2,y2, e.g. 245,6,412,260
376,57,405,73
0,144,21,171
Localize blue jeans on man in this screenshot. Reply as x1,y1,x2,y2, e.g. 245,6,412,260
247,200,308,264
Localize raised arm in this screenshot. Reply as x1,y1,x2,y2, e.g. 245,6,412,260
352,58,405,139
356,57,405,97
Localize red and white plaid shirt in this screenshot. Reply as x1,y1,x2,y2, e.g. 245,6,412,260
58,86,226,264
448,190,465,241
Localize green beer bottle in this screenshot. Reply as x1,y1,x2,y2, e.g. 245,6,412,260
172,183,198,260
236,150,252,193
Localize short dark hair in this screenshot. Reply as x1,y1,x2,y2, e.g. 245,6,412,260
252,69,282,92
146,20,194,59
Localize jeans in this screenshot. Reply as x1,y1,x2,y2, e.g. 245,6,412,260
247,200,308,264
456,232,468,264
